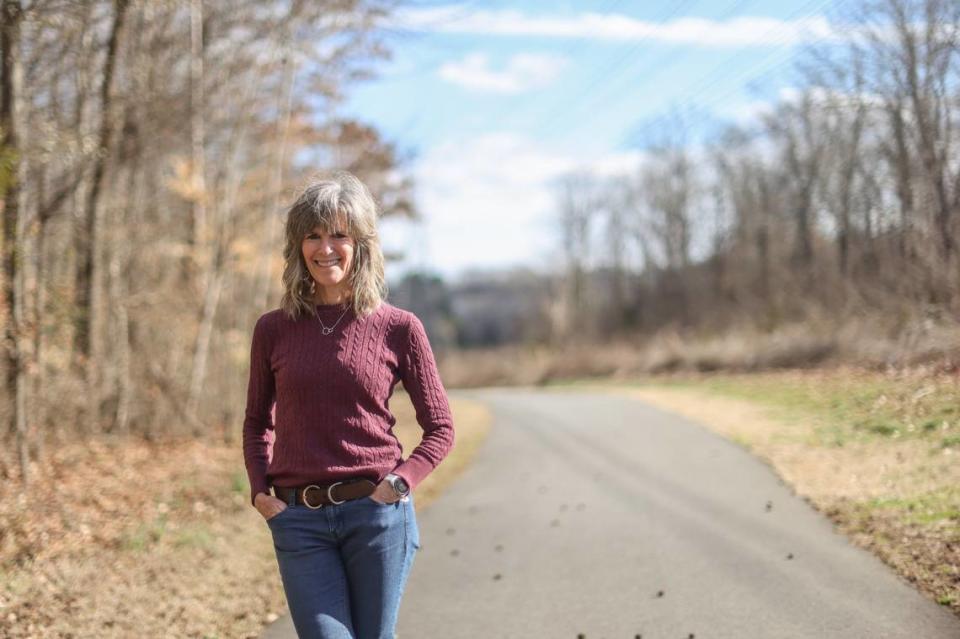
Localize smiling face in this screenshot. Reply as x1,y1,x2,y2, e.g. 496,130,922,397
281,172,388,317
301,223,355,303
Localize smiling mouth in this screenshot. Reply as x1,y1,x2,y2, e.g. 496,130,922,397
313,259,340,268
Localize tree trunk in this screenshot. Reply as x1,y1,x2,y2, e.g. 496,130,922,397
108,151,142,435
887,97,914,261
1,0,26,482
254,50,296,313
756,172,772,309
73,0,129,432
837,103,865,277
30,164,46,462
900,10,954,261
181,0,206,284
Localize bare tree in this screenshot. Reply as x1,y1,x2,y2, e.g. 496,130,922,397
555,171,597,339
762,92,827,272
636,114,698,326
1,0,26,481
854,0,960,256
640,145,694,272
516,0,960,363
72,0,129,433
601,176,632,329
183,0,206,283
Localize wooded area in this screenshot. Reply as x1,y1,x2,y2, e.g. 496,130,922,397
553,0,960,345
0,0,413,484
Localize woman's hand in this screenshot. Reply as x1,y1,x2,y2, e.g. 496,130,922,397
368,480,401,505
254,492,288,520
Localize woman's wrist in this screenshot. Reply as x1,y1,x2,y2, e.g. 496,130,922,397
384,473,410,497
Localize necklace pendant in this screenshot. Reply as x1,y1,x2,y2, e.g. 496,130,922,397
322,327,333,335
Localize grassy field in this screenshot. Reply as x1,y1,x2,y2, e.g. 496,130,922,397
0,393,491,638
549,367,960,616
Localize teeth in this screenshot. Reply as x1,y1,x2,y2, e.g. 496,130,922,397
314,259,339,266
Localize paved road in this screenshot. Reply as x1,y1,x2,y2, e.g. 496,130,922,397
265,388,960,638
397,388,960,639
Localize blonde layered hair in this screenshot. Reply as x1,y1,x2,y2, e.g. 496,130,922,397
280,171,387,320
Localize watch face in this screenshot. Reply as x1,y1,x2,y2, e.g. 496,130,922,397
395,477,409,492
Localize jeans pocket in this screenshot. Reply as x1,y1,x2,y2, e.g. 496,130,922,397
266,505,293,524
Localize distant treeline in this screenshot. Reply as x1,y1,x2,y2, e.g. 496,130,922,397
393,0,960,360
551,0,960,342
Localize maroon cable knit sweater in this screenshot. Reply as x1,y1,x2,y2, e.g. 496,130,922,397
242,300,455,506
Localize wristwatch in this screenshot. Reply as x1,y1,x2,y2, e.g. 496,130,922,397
385,473,410,498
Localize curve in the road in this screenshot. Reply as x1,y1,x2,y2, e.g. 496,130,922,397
394,389,960,639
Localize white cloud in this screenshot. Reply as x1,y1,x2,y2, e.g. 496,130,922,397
438,52,567,94
388,133,642,280
395,6,842,47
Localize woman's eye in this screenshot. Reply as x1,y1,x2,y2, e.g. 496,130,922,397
305,231,347,240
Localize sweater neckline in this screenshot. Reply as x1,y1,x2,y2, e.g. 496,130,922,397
313,303,353,322
314,301,351,314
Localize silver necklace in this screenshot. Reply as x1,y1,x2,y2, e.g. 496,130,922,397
317,306,349,335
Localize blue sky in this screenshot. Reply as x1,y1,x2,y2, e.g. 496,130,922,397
339,1,846,284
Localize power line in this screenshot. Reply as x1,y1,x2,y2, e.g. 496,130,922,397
459,0,632,136
547,0,841,145
677,0,849,117
458,1,707,137
368,2,630,146
566,0,760,124
504,0,704,136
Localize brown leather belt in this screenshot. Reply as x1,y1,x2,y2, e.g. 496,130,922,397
272,478,377,509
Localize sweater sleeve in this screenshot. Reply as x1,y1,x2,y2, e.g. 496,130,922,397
392,313,456,491
242,314,276,506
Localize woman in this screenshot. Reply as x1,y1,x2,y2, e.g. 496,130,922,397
242,171,455,639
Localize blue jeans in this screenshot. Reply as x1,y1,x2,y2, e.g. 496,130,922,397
266,491,421,639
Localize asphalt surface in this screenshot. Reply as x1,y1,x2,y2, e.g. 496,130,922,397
265,388,960,639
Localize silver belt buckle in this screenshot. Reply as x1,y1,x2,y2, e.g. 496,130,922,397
327,481,346,505
302,484,324,509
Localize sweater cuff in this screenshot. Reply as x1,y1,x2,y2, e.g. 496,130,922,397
390,460,431,493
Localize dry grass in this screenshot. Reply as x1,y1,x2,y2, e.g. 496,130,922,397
392,397,492,511
438,313,960,389
0,393,491,638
